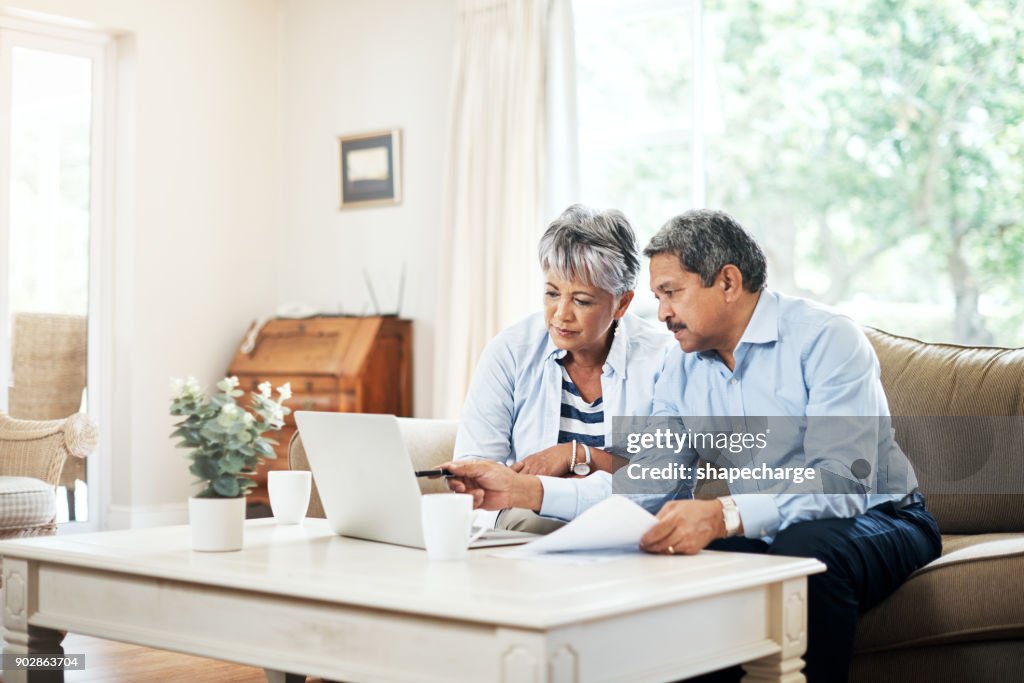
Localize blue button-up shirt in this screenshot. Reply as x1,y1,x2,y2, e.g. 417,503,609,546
648,290,920,542
454,311,674,520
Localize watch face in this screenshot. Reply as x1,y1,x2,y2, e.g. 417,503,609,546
572,463,591,476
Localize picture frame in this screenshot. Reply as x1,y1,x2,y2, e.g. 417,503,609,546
338,128,402,209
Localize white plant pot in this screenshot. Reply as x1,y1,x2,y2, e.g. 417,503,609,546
188,496,246,552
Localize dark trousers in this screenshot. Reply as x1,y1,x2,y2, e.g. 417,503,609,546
696,501,941,683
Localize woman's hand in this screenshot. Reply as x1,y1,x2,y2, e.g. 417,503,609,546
511,443,573,477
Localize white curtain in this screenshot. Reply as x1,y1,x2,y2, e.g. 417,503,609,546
433,0,578,418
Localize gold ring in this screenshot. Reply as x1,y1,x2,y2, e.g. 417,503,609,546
667,545,675,555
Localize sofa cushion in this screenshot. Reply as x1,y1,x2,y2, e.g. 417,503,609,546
850,640,1024,683
854,533,1024,653
0,476,56,531
865,328,1024,534
396,418,458,493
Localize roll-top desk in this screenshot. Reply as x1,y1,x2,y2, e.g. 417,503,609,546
227,315,412,507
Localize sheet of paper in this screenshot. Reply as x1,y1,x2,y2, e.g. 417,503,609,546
503,495,657,556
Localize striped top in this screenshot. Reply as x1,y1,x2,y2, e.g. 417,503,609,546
557,364,605,449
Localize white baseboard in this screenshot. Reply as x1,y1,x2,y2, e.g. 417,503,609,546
105,502,188,530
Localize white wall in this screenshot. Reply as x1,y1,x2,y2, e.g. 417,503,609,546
279,0,456,418
1,0,456,527
3,0,284,526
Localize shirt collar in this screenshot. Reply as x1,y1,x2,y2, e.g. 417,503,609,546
543,317,629,378
737,290,779,346
606,318,628,377
543,332,565,361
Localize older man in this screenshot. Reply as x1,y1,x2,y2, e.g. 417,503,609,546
634,209,940,682
448,209,941,683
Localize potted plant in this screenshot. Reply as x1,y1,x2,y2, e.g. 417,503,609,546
170,375,291,551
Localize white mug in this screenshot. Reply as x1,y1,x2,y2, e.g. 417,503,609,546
268,470,312,525
421,493,474,561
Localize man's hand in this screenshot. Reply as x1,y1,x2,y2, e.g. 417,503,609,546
444,460,544,512
510,443,572,476
639,500,727,555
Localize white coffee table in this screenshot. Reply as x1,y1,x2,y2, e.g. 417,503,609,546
1,519,823,683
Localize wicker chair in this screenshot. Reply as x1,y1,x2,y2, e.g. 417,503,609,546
7,313,89,519
0,412,97,540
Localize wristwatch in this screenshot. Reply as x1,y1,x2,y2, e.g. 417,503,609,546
719,496,741,537
572,443,592,476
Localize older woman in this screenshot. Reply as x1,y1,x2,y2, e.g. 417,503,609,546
453,204,673,533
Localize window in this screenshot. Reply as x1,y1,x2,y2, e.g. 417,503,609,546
0,21,114,527
574,0,1024,346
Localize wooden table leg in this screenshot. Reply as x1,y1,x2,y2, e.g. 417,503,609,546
742,577,807,683
264,671,308,683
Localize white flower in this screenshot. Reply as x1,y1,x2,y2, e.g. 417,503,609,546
172,376,202,400
242,412,255,425
217,403,241,427
258,381,273,398
277,383,292,401
269,405,285,425
217,376,240,393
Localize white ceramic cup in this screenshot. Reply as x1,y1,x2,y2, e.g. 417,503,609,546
268,471,312,525
421,493,474,561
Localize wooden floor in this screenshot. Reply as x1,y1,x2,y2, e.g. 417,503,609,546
4,633,326,683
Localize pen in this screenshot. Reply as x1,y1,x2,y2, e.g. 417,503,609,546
414,468,453,478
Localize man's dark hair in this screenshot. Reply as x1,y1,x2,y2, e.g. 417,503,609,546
643,209,767,292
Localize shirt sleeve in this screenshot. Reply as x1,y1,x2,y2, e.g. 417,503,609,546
537,471,612,520
736,316,886,540
453,337,516,464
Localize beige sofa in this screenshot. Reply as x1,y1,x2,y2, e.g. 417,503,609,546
289,328,1024,681
847,329,1024,681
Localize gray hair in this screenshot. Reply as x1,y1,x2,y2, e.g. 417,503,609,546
538,204,640,295
643,209,767,292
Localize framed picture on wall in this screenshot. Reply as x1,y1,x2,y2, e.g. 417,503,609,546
338,128,402,209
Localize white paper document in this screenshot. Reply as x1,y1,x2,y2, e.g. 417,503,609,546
502,495,658,556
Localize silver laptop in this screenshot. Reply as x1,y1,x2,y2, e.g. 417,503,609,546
294,411,536,549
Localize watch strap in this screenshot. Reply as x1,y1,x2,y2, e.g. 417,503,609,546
720,496,741,537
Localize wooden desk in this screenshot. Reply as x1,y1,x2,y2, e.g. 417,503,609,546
1,520,823,682
228,316,413,507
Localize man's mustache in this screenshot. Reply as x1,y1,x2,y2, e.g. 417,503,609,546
666,321,686,333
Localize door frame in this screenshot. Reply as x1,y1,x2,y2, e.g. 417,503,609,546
0,16,116,532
